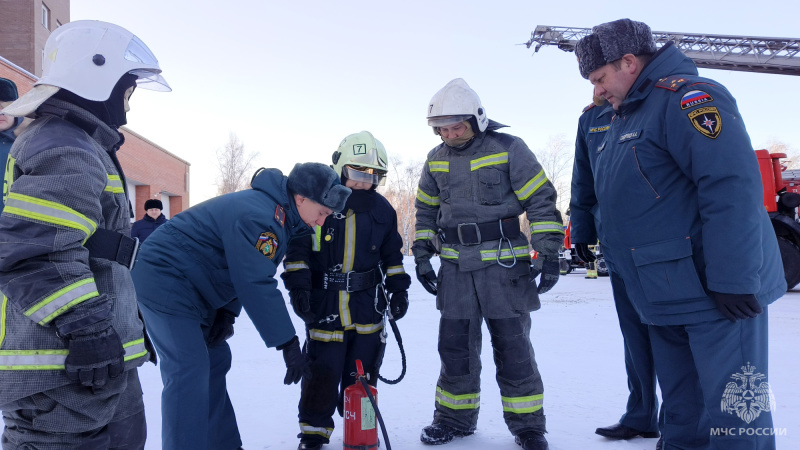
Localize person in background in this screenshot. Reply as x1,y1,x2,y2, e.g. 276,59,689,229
131,162,351,450
131,198,167,242
282,131,411,450
569,94,661,444
575,18,784,449
0,20,170,448
1,77,22,211
413,78,562,450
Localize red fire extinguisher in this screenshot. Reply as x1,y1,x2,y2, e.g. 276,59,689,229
343,359,379,449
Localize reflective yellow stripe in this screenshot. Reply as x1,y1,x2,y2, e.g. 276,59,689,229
501,393,543,414
515,170,548,201
299,423,333,439
104,174,125,193
480,246,531,261
0,338,148,370
470,152,508,171
416,188,440,206
4,192,97,243
0,293,7,348
428,161,449,173
3,155,16,204
308,329,344,342
312,226,322,252
339,210,356,327
440,247,459,260
24,278,99,325
353,322,383,334
284,261,309,272
529,221,565,235
386,265,405,276
415,229,437,241
435,386,480,410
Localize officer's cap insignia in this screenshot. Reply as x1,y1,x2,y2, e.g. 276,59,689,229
681,90,713,110
688,106,722,139
274,205,286,228
255,231,279,259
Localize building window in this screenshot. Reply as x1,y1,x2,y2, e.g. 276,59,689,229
41,4,50,30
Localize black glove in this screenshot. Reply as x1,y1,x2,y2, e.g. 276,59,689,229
289,290,316,324
575,243,596,263
207,310,236,346
389,291,409,320
64,326,125,387
531,258,561,294
711,292,763,322
277,335,307,385
415,261,438,296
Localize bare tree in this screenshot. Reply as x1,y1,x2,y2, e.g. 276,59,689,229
766,138,800,170
534,134,574,216
381,156,424,255
215,132,259,195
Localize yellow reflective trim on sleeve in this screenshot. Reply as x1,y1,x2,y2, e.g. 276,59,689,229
4,192,98,242
529,222,566,235
308,329,345,342
0,293,7,348
24,278,99,325
312,226,322,252
0,338,150,370
440,247,459,260
415,229,437,241
428,161,450,173
3,155,16,204
470,152,508,171
416,188,440,206
514,169,548,201
104,174,125,194
501,393,543,414
386,265,405,276
284,261,309,272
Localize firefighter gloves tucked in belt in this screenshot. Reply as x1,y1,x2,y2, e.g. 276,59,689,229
207,310,236,346
278,335,308,385
289,290,315,324
64,326,125,387
575,243,597,263
531,258,560,294
416,260,438,296
711,292,763,322
389,291,409,320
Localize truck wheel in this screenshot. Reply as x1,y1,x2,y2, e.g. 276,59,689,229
597,257,609,277
777,236,800,290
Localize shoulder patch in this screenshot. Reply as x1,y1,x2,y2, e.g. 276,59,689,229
655,76,691,92
274,205,285,227
255,231,279,259
582,102,596,113
687,106,722,139
680,90,713,110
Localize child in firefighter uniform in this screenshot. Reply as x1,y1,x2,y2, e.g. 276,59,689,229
0,21,170,448
281,131,411,450
413,79,563,450
131,163,350,450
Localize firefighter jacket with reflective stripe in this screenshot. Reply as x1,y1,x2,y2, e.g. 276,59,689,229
0,99,149,404
133,168,309,348
413,122,563,271
586,43,785,325
282,189,410,340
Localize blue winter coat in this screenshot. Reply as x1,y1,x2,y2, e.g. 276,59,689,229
130,213,167,242
0,116,22,211
587,43,785,325
132,168,311,348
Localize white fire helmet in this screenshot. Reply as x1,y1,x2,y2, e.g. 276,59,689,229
426,78,488,134
332,131,388,187
2,20,170,117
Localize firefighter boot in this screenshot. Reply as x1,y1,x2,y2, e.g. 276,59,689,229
420,423,474,445
297,441,323,450
515,430,549,450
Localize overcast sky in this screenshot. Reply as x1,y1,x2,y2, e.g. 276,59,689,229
72,0,800,205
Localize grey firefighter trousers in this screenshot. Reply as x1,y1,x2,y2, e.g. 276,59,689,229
432,260,546,436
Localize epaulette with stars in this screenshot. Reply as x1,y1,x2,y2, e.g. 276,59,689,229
581,102,596,113
655,75,696,92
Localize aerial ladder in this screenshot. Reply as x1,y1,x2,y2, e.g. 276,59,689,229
525,26,800,288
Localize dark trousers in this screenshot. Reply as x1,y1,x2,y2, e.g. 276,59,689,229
1,370,146,450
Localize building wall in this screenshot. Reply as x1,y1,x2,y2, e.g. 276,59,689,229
0,0,69,77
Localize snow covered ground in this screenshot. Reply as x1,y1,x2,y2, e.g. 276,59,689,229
139,257,800,449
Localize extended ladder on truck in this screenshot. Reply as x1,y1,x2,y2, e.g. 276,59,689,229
525,25,800,289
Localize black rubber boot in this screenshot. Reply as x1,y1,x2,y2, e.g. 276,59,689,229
420,423,474,445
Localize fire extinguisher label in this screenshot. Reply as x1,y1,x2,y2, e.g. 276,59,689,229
360,397,376,430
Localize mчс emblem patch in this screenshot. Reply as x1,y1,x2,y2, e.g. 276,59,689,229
255,231,279,259
688,106,722,139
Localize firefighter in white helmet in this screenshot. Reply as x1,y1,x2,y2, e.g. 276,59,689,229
282,131,411,450
0,20,169,448
414,79,562,450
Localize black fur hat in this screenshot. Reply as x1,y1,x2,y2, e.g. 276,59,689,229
144,199,163,210
0,78,18,102
287,162,351,212
576,19,657,79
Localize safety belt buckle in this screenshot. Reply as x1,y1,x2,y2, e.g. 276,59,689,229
345,271,354,293
457,223,481,245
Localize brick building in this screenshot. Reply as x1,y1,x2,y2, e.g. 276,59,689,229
0,0,189,217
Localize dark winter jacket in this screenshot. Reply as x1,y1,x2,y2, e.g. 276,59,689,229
282,189,410,341
132,168,310,348
588,42,785,325
130,212,167,242
0,99,149,404
0,116,22,211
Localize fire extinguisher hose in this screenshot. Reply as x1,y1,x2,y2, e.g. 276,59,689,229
377,317,406,385
358,373,392,450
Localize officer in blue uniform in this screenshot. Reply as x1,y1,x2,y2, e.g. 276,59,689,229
570,96,661,442
132,163,351,450
575,19,784,449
